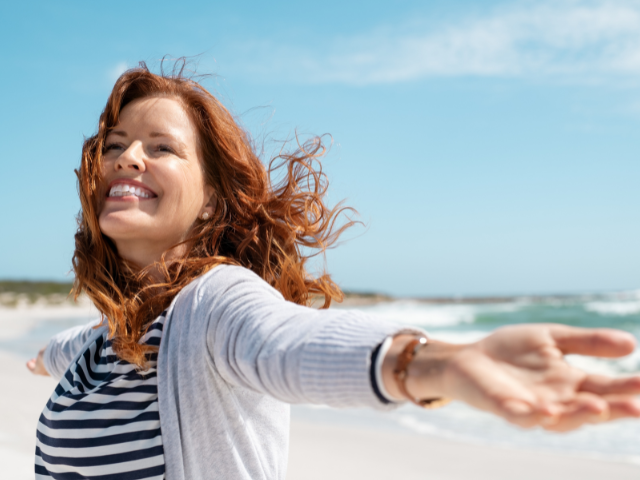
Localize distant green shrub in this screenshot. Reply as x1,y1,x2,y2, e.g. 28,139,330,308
0,281,73,296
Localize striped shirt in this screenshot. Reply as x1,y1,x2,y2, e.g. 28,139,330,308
35,312,167,480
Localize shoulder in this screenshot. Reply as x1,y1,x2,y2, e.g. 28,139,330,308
176,264,284,311
201,264,282,296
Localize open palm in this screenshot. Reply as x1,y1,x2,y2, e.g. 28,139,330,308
444,324,640,431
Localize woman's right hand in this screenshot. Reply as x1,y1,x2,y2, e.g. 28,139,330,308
26,347,50,376
382,325,640,431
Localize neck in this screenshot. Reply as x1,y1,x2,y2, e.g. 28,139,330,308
114,240,187,281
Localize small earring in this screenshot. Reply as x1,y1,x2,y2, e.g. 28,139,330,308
201,212,209,220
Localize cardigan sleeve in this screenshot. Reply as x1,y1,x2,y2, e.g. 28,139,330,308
200,265,424,409
42,318,104,380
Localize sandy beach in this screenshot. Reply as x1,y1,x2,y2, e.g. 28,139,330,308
0,352,59,479
287,421,640,480
2,348,639,480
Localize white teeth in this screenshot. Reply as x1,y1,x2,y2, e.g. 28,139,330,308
108,184,152,198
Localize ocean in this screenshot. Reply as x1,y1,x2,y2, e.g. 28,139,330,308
2,291,639,464
321,292,640,465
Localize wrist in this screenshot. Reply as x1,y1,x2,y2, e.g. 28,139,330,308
406,340,466,400
36,346,50,376
381,334,467,401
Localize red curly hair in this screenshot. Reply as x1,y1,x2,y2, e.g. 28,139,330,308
72,61,355,367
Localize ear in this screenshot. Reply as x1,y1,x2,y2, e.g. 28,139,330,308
200,184,217,220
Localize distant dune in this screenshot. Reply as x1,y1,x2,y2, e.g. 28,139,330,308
0,280,629,309
0,281,76,308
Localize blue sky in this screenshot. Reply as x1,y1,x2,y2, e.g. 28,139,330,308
1,0,640,296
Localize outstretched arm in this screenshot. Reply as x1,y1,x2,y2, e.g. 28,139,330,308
26,319,104,380
382,324,640,431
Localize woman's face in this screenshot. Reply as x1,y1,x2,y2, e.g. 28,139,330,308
99,96,214,266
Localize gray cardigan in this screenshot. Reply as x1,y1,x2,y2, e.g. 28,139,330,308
43,265,415,480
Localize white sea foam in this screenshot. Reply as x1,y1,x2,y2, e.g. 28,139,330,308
355,301,476,327
584,300,640,316
391,401,640,465
395,414,485,444
353,300,530,328
566,349,640,376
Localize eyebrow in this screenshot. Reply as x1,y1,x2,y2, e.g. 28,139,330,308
108,130,128,137
149,131,174,139
106,131,187,150
106,130,174,139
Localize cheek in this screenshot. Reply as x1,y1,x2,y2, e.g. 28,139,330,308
160,164,206,216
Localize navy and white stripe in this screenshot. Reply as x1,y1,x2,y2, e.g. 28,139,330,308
35,313,167,480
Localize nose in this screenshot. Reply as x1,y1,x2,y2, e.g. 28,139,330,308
114,142,146,172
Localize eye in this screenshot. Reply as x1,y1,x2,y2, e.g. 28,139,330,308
103,142,124,153
156,144,175,154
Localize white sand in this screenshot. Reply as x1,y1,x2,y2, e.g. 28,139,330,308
2,350,639,480
287,421,640,480
0,352,58,479
0,301,98,341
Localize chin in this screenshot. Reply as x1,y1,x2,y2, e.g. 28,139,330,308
99,211,151,240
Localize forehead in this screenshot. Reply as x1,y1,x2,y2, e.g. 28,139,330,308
110,96,197,142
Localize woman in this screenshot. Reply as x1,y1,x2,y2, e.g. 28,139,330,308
27,63,640,480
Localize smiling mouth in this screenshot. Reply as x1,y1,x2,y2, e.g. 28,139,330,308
108,184,156,199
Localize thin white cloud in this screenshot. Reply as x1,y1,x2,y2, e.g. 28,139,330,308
227,0,640,85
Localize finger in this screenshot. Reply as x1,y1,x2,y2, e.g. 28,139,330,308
603,394,640,421
543,393,609,433
26,359,36,372
446,351,541,415
549,325,636,358
495,399,566,429
497,400,541,428
581,374,640,396
457,377,543,429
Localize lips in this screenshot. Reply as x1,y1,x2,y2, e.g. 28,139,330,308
106,180,157,200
